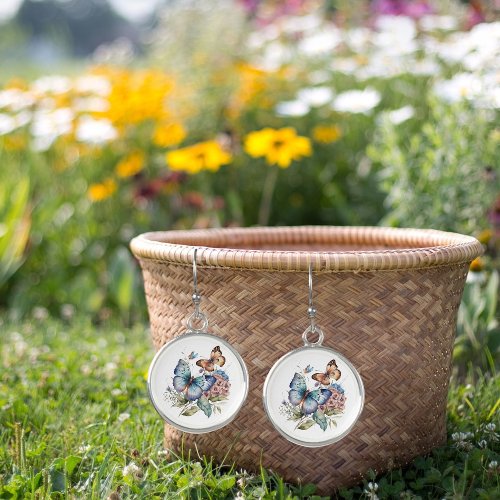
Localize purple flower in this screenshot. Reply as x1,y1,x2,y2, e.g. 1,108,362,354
372,0,432,18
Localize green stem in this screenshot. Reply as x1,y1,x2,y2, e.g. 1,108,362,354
179,401,193,416
294,415,308,430
258,167,279,226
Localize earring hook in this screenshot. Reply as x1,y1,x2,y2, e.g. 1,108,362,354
302,262,324,347
187,248,208,332
192,248,199,299
307,262,316,329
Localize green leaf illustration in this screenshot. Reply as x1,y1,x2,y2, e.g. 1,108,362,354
181,405,199,416
313,410,327,431
197,395,212,417
298,419,315,430
325,408,343,416
209,395,228,402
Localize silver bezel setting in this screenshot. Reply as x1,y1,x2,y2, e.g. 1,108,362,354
262,345,365,448
148,331,249,434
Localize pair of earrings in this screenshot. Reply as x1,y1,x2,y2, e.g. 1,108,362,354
148,250,364,447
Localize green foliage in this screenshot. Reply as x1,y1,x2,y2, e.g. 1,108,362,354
108,247,144,324
0,316,499,499
455,272,500,373
369,101,498,234
0,176,30,293
0,146,147,321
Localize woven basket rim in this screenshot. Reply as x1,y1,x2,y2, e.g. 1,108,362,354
130,226,483,272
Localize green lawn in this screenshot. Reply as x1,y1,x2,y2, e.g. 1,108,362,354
0,316,499,499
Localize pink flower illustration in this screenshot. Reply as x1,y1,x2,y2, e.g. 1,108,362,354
205,373,231,399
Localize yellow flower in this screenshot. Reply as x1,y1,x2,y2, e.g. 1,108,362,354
166,141,232,174
227,63,277,119
2,134,28,152
469,257,484,273
153,122,187,148
87,178,117,201
312,125,342,144
116,151,145,178
94,68,175,126
244,127,312,168
477,229,492,245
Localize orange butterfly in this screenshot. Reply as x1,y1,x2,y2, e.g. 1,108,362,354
312,359,341,385
196,346,226,372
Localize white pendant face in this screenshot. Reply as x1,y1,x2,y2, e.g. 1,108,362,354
263,346,364,447
148,332,249,434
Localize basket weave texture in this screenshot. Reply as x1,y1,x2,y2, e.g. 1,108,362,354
131,226,482,493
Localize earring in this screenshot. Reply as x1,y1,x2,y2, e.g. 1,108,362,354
148,249,249,434
263,264,364,447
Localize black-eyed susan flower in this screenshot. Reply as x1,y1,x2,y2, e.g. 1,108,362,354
469,257,484,272
312,124,342,143
166,140,232,174
244,127,312,168
87,178,117,202
116,151,145,178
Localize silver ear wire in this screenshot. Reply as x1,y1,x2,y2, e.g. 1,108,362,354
192,248,201,308
187,248,208,332
307,262,317,329
302,262,324,347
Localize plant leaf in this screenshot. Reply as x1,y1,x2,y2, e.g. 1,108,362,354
209,395,227,402
217,475,236,491
197,395,212,417
65,455,82,476
313,410,327,431
298,419,315,430
181,406,199,416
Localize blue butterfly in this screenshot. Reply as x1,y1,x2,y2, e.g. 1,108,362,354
173,359,216,401
303,365,313,374
289,373,331,415
188,351,198,359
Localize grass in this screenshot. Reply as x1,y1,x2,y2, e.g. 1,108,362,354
0,315,499,499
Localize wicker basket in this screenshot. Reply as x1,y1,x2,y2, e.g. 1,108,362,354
130,226,482,493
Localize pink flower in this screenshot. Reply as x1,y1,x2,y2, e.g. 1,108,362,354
325,388,346,412
372,0,432,18
205,374,231,399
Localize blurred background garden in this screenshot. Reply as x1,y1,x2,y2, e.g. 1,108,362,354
0,0,499,498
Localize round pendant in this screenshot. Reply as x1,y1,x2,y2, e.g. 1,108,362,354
263,345,364,447
148,332,249,434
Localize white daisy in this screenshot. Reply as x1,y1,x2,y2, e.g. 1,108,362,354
275,100,310,117
74,75,112,96
332,88,381,114
32,75,72,95
296,86,334,107
75,116,118,145
298,29,341,57
0,113,16,135
433,73,483,103
386,105,415,125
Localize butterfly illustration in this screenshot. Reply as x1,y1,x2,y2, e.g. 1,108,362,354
312,359,341,385
196,346,226,372
173,359,216,401
289,373,332,415
188,351,198,359
303,364,313,374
